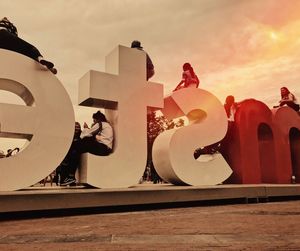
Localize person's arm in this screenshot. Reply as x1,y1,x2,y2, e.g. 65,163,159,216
146,54,155,80
80,122,101,138
173,72,187,91
280,93,294,102
288,93,296,102
195,75,200,88
173,80,184,91
279,97,290,106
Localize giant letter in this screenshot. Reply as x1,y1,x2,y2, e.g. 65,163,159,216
273,106,300,183
0,49,75,191
78,45,163,188
152,88,232,185
222,99,277,184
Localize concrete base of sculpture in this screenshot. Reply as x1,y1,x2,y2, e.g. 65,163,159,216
0,184,300,214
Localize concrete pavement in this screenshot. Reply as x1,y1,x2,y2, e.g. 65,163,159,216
0,200,300,250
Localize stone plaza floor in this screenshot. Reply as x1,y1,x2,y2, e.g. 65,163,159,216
0,200,299,250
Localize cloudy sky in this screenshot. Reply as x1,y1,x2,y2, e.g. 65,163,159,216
1,0,300,150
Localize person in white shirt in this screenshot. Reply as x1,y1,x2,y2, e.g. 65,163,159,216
61,111,114,186
278,86,299,112
79,111,114,153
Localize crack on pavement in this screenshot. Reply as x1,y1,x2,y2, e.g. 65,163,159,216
110,234,114,243
0,234,111,244
1,233,300,245
231,211,300,216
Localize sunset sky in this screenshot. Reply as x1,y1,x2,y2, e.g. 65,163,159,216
1,0,300,150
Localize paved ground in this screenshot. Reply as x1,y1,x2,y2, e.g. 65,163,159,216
0,200,300,250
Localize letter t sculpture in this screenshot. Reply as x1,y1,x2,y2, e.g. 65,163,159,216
78,45,163,188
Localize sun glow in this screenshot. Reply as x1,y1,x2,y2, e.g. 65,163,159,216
269,31,279,41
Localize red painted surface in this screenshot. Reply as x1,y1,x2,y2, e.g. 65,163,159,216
273,107,300,183
221,99,300,184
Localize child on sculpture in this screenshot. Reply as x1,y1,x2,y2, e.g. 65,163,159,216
60,111,114,186
0,17,57,74
173,63,199,91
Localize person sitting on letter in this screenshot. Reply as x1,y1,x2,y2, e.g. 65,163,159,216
277,87,300,112
173,63,199,91
131,40,155,80
60,111,114,186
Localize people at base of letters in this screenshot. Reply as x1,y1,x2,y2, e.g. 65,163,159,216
0,17,57,74
273,87,300,112
54,122,82,186
54,111,114,186
173,63,199,92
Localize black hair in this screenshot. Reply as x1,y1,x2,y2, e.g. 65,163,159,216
131,40,142,48
183,63,196,78
92,111,107,122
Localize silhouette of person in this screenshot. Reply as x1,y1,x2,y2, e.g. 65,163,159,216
173,63,199,91
0,17,57,74
224,95,239,122
54,122,82,185
131,40,154,80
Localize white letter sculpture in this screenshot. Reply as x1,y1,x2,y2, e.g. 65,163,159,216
0,49,75,191
78,45,163,188
153,88,232,185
